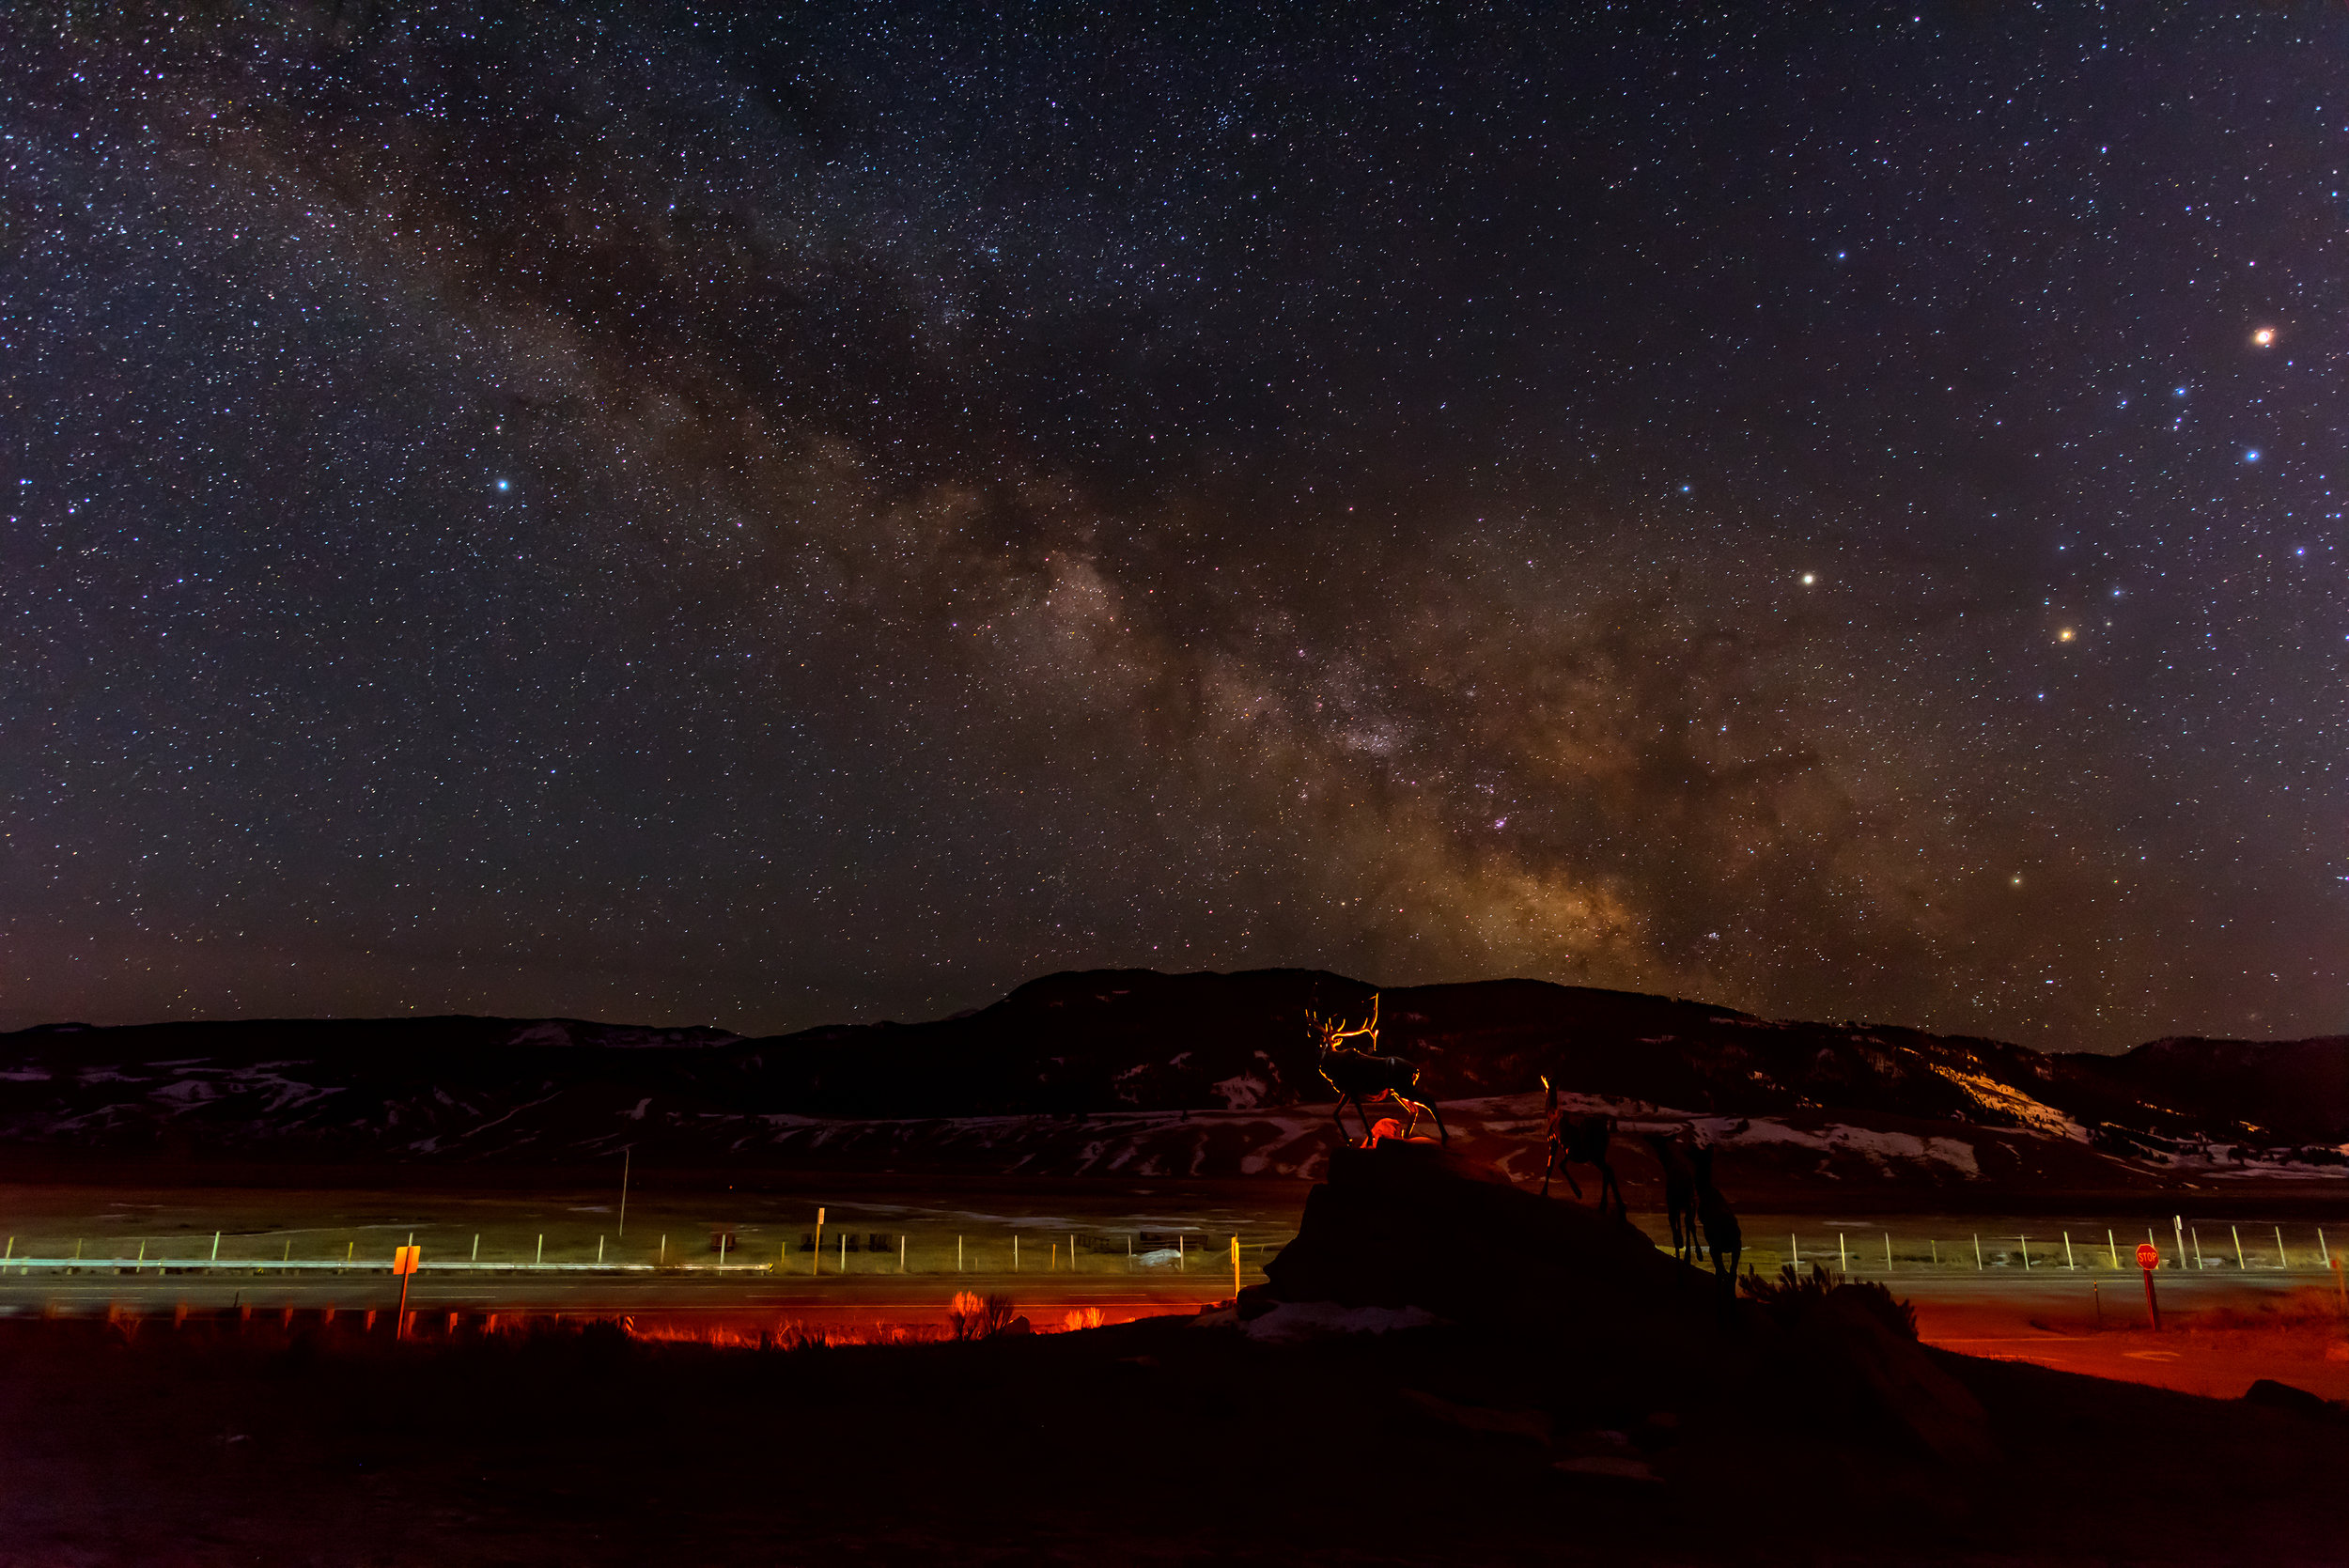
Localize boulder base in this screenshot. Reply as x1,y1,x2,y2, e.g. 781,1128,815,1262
1261,1139,1722,1337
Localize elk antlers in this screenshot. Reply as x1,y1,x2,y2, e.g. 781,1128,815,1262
1306,993,1380,1052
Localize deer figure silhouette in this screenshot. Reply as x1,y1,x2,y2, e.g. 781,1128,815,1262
1690,1142,1742,1290
1641,1128,1703,1262
1538,1078,1623,1213
1310,995,1446,1146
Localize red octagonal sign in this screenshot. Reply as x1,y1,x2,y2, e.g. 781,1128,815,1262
2136,1241,2161,1270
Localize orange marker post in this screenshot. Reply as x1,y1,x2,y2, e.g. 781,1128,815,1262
392,1245,422,1339
2136,1240,2162,1331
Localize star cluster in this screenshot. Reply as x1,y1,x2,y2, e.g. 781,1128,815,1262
3,3,2344,1048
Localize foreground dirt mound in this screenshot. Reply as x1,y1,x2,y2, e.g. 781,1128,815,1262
8,1309,2349,1565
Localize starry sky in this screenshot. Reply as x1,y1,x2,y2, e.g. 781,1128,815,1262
4,2,2345,1049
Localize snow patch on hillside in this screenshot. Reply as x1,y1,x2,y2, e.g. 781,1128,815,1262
1705,1117,1982,1177
1211,1074,1268,1110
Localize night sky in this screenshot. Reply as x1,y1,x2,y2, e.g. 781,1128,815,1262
4,3,2345,1049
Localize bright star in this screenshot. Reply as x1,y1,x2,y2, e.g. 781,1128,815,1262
1800,573,1815,586
2245,449,2261,462
496,479,510,491
2058,629,2076,643
2252,327,2276,347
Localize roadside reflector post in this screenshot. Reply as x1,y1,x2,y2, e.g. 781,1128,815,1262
536,1234,544,1266
957,1234,963,1272
1930,1239,1937,1265
1885,1233,1894,1273
1839,1233,1849,1277
1177,1234,1185,1272
2174,1216,2186,1275
211,1232,220,1264
598,1236,604,1265
392,1245,422,1340
1791,1234,1799,1271
2019,1236,2030,1271
2063,1232,2076,1269
900,1234,907,1273
814,1208,824,1277
2193,1227,2204,1268
2232,1225,2246,1272
472,1234,479,1263
2138,1241,2163,1330
1974,1234,1983,1271
2320,1228,2331,1266
1232,1235,1241,1299
345,1240,353,1270
2277,1226,2289,1270
1014,1234,1020,1273
2107,1229,2118,1269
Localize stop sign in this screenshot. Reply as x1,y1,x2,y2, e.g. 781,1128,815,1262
2136,1241,2160,1270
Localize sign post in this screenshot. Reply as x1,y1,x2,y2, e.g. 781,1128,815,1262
2136,1240,2162,1331
392,1245,422,1339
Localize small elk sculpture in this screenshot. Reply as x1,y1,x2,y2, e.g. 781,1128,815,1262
1311,994,1447,1146
1641,1128,1702,1262
1538,1078,1624,1213
1690,1142,1742,1289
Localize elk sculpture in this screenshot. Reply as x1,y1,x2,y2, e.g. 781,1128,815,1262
1310,994,1446,1146
1641,1128,1702,1262
1690,1142,1742,1289
1537,1078,1624,1214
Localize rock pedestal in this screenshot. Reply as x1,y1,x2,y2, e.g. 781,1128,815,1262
1261,1139,1719,1338
1255,1137,1999,1467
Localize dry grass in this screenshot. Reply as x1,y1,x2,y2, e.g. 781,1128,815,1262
946,1290,1020,1340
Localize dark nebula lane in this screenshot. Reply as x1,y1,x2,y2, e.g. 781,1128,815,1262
2,4,2343,1048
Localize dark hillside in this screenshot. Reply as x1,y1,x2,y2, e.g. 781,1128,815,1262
1,971,2342,1172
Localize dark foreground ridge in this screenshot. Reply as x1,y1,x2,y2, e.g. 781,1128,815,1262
5,1140,2345,1565
5,969,2347,1177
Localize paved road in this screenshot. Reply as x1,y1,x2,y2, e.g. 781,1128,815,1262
4,1254,2327,1319
0,1264,1244,1322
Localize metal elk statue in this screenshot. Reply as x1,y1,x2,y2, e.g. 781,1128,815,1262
1310,994,1447,1146
1538,1077,1624,1214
